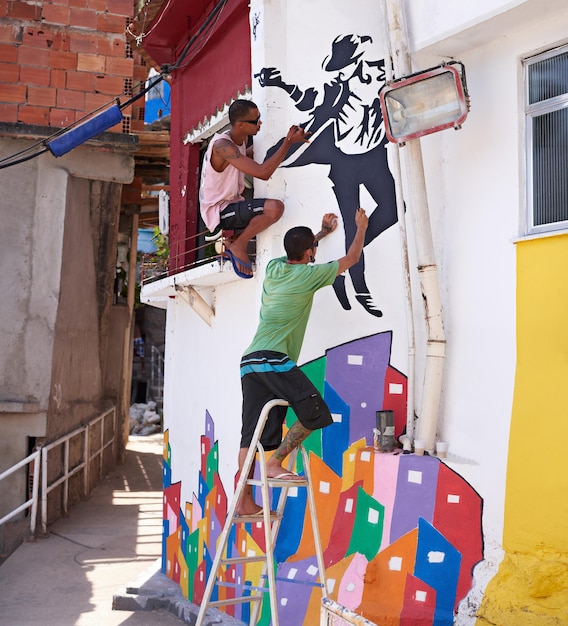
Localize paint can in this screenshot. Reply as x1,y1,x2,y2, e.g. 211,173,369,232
375,410,395,452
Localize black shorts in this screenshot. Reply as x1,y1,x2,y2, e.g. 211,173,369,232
220,198,266,230
240,351,333,450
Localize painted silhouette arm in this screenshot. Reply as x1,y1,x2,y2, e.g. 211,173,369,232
336,209,369,276
255,67,317,111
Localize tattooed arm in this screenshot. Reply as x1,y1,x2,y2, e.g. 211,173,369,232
211,125,310,181
314,212,339,243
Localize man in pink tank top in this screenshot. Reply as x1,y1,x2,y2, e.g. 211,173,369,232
199,99,309,278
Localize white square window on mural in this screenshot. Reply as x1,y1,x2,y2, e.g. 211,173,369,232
525,45,568,234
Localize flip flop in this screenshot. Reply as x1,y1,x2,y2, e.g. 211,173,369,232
222,249,253,279
269,472,304,482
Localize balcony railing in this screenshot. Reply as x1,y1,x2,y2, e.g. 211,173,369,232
141,228,224,285
140,228,257,287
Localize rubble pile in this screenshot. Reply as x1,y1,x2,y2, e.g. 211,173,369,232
129,402,162,435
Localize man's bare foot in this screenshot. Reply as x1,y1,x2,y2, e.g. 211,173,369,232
235,503,263,517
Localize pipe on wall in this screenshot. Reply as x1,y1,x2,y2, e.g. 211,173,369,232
386,141,416,451
383,0,447,454
380,0,417,450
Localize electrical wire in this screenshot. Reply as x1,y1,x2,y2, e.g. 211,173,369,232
0,0,226,169
157,87,171,114
164,0,228,73
0,147,49,170
126,0,174,46
119,73,165,111
172,0,227,73
0,77,153,170
0,98,118,166
0,139,46,165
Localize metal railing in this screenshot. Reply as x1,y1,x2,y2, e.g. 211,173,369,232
41,425,88,535
0,407,117,539
141,228,222,284
320,598,377,626
0,449,41,535
86,407,117,484
149,344,164,394
140,228,257,285
40,407,116,534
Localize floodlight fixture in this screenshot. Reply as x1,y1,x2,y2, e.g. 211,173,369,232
379,61,470,145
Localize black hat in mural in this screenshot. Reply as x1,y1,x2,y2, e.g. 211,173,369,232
323,34,374,71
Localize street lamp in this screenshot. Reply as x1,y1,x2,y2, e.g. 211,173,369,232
379,61,470,145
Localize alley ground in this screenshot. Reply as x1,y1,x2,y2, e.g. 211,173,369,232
0,434,185,626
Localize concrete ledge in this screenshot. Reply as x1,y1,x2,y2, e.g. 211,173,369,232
0,400,41,413
0,121,138,153
113,559,246,625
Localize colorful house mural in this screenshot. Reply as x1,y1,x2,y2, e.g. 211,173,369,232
135,0,568,623
161,334,483,624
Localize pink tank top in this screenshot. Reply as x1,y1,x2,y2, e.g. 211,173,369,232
199,132,246,231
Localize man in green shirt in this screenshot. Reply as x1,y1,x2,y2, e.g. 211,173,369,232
237,208,369,516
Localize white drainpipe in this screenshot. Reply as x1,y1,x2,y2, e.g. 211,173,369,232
382,0,446,453
387,138,416,451
380,3,416,451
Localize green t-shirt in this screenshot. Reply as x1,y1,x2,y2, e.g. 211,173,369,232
244,257,339,363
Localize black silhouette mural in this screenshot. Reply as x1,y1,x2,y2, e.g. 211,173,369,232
256,34,398,318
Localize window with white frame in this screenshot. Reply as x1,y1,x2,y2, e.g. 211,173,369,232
524,45,568,234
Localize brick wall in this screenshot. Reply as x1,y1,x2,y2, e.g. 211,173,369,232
0,0,146,132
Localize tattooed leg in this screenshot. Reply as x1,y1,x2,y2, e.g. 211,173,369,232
265,420,312,480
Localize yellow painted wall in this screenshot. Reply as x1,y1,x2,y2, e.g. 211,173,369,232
478,234,568,625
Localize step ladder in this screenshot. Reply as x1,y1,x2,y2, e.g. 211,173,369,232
196,398,328,626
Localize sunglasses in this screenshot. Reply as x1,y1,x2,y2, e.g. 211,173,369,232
242,116,261,125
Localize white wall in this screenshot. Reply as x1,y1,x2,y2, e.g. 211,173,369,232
250,0,410,371
160,3,568,619
163,277,258,495
164,0,411,517
401,0,568,612
407,0,567,56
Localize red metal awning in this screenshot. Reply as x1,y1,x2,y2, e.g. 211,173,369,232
134,0,251,132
